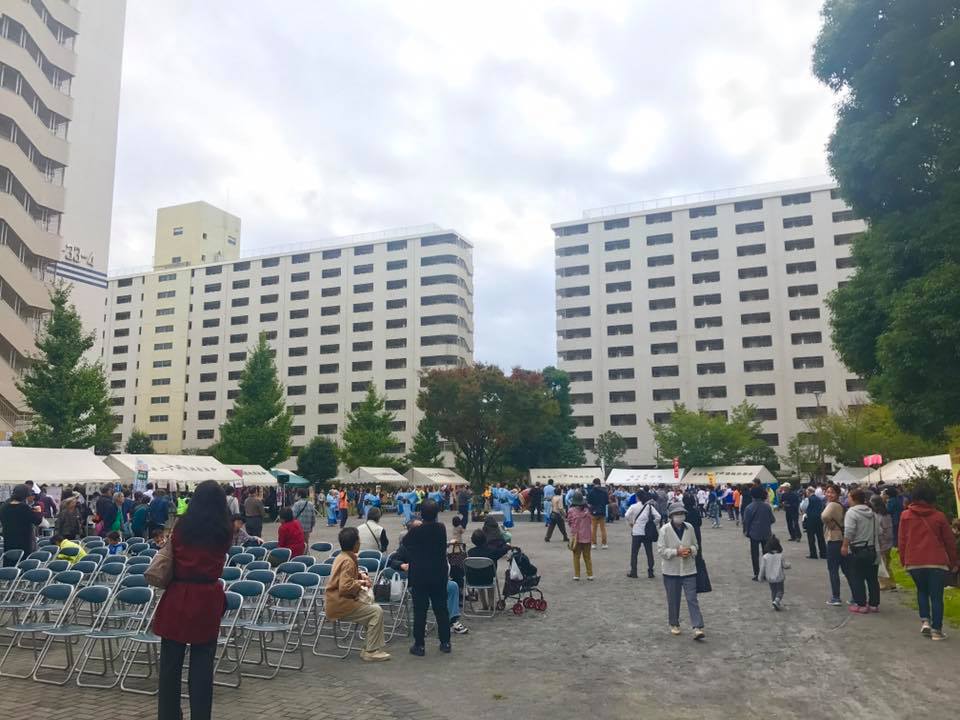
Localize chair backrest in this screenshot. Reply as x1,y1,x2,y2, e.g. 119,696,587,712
138,548,158,557
358,550,382,561
228,579,266,599
27,550,52,563
0,567,20,601
358,558,380,575
247,546,267,560
259,582,304,626
16,559,40,572
126,537,146,545
330,548,342,558
46,560,70,574
126,556,151,566
464,557,494,585
76,585,111,605
276,561,307,577
105,586,155,631
261,541,279,551
72,560,99,577
65,585,112,627
291,555,315,567
288,572,320,590
81,536,102,547
114,586,153,607
119,575,148,588
96,563,126,581
307,564,331,578
244,560,271,572
36,582,74,607
223,590,242,612
220,567,242,583
228,546,244,557
88,547,109,558
244,569,276,587
127,543,149,555
229,553,254,567
2,549,24,565
267,548,292,564
102,555,126,566
59,546,80,559
310,542,332,554
123,564,147,576
53,570,83,586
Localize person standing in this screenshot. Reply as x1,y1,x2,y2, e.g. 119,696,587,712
337,488,349,528
870,496,898,592
291,488,317,546
683,491,702,548
456,486,472,529
54,494,83,541
243,489,266,538
0,484,42,564
544,491,569,543
779,483,802,542
841,488,881,614
403,500,451,656
528,482,544,523
758,535,790,610
566,492,594,581
224,486,240,517
707,487,721,529
884,487,904,547
152,480,232,720
586,479,608,549
625,490,661,579
656,503,704,640
898,481,959,640
804,487,827,559
822,484,850,606
95,483,118,537
147,490,172,537
742,486,775,581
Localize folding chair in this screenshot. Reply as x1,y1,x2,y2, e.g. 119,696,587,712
0,582,73,678
2,550,24,567
310,542,332,560
92,561,126,591
227,546,244,557
119,575,147,589
291,555,316,568
81,537,102,548
358,557,381,582
78,586,154,689
463,558,500,618
0,568,52,639
126,556,152,567
267,548,292,565
0,568,20,603
220,567,242,586
247,546,268,561
239,583,304,679
213,590,244,688
283,572,321,669
46,560,70,575
87,547,109,561
244,570,276,590
126,537,146,546
32,585,111,685
276,562,307,583
72,561,100,586
27,551,53,564
228,553,254,568
127,543,149,556
16,559,41,572
57,545,81,563
261,541,279,551
377,567,411,642
138,548,158,558
242,560,271,575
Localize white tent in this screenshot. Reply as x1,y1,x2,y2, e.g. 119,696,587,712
685,466,777,486
528,468,603,486
226,464,275,487
862,454,951,486
342,467,407,486
104,454,240,490
405,467,468,487
606,468,685,487
830,467,871,485
0,447,121,487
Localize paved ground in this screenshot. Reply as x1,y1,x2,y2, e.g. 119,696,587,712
1,508,957,719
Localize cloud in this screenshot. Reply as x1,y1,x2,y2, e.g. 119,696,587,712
110,0,837,369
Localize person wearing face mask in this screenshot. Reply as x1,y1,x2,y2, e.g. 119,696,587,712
656,503,705,640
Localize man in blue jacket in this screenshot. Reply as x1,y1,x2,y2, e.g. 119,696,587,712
587,478,609,549
742,486,775,580
804,488,826,559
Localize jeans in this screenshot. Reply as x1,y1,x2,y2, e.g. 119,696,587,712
545,512,568,541
806,521,826,558
785,509,801,540
591,516,607,545
572,543,593,578
460,508,469,530
445,580,460,621
158,638,216,720
726,505,734,520
825,540,851,600
530,504,541,522
663,575,703,628
338,508,348,528
909,568,946,631
769,581,784,603
411,583,451,648
749,537,767,578
848,548,880,607
630,536,654,575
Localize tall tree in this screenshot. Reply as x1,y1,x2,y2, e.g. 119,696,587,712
780,435,818,482
124,429,155,455
339,385,400,471
813,1,960,437
297,437,340,484
405,415,445,468
214,332,292,468
506,366,586,471
814,404,940,467
594,430,627,475
15,286,117,453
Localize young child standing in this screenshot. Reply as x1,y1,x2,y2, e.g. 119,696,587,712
449,515,465,544
758,535,790,610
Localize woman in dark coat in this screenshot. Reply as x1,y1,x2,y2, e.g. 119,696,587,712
152,480,231,720
0,484,42,564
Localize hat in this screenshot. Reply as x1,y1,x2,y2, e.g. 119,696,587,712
779,482,792,490
667,502,686,517
570,491,585,507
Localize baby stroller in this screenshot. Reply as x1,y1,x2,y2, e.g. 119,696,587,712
497,547,546,614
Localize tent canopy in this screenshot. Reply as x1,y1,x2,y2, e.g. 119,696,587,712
271,468,311,487
685,466,777,487
104,454,239,489
606,467,686,487
528,468,603,486
342,467,407,486
226,465,275,487
0,448,121,487
405,467,468,487
862,454,950,486
830,467,871,485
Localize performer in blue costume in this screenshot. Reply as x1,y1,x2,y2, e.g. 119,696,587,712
500,487,515,528
542,482,556,526
326,489,338,526
399,489,414,524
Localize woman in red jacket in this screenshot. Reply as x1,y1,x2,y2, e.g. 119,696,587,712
153,480,231,720
277,506,306,558
898,481,959,641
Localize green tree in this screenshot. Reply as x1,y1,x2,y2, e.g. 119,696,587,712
297,436,340,484
780,435,817,481
124,429,155,455
813,2,960,437
815,404,940,467
214,332,292,468
15,286,117,453
649,402,778,469
594,430,627,475
526,367,586,469
340,385,400,471
405,415,444,468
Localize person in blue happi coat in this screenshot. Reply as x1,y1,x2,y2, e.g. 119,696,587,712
326,489,339,526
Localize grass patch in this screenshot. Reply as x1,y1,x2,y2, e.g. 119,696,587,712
888,550,960,628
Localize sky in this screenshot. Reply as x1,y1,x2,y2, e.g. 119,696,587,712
109,0,838,370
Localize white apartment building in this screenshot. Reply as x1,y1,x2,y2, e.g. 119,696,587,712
0,0,126,434
552,179,868,466
101,203,473,457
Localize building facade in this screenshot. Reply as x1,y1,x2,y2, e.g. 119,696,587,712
552,180,867,466
101,205,474,458
0,0,126,434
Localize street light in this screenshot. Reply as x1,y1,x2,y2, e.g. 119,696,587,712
812,390,824,483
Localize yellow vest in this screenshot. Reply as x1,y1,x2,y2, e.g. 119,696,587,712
56,539,87,565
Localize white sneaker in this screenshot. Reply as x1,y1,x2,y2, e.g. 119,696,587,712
921,620,932,637
601,544,608,549
573,576,580,581
591,544,597,549
360,650,391,662
451,621,469,634
693,628,705,641
587,576,594,581
670,626,681,636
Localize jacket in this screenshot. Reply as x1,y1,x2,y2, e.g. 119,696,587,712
742,501,775,541
758,552,789,583
325,552,365,619
55,539,87,565
780,491,800,513
292,499,316,534
876,513,894,553
403,520,448,588
567,506,593,543
95,495,117,534
625,500,661,537
898,502,958,570
656,521,698,577
804,494,824,523
54,507,82,539
821,501,845,541
586,486,608,517
152,528,229,644
358,519,388,553
843,504,880,554
0,501,41,554
277,520,306,557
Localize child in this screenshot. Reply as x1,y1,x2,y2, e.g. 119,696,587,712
50,535,87,565
106,531,127,555
449,514,465,544
148,526,167,550
758,535,789,610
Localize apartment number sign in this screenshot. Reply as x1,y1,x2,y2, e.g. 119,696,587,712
61,244,95,266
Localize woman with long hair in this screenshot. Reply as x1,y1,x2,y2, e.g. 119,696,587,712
152,480,231,720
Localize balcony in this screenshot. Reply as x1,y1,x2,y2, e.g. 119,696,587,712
0,40,73,117
4,1,76,73
0,192,59,258
0,87,68,157
0,243,52,310
0,137,65,207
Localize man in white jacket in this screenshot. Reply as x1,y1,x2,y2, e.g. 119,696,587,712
656,503,705,640
625,491,661,579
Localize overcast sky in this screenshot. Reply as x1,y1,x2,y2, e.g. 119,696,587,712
109,0,836,370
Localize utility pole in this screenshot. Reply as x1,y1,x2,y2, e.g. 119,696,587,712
813,390,824,483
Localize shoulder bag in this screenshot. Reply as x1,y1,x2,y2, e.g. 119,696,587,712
145,540,175,589
695,553,712,594
447,541,467,571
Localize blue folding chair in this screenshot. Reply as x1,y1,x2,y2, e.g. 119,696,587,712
32,585,111,685
0,582,73,678
79,586,155,689
239,583,304,679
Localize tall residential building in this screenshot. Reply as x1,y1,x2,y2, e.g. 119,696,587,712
101,204,474,457
552,179,868,466
0,0,126,434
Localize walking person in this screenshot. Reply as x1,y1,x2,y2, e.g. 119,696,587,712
822,484,850,606
625,490,660,579
897,482,958,640
707,488,721,528
152,480,232,720
683,491,702,548
780,483,802,541
291,488,317,547
243,488,266,538
566,491,594,581
803,487,827,559
403,500,452,656
742,486,775,581
870,496,898,592
656,503,705,640
544,491,569,543
586,479,608,549
841,488,881,614
758,535,790,610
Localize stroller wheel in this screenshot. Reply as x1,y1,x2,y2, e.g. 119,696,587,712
495,599,506,611
537,599,548,611
523,597,535,609
512,602,524,615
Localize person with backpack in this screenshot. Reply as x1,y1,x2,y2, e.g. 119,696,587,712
625,490,661,579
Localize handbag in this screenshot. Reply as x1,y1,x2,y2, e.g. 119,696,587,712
357,586,375,605
695,554,712,594
389,573,405,602
447,542,467,571
568,536,578,551
373,575,391,603
144,541,175,589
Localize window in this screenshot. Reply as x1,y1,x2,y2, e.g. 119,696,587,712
692,271,720,284
203,301,221,311
836,256,856,269
287,386,306,396
743,335,773,348
199,318,218,328
744,359,774,372
689,205,717,218
111,362,127,372
647,254,674,267
228,370,242,380
290,271,310,283
690,227,718,240
158,273,177,283
794,356,825,369
697,362,725,375
736,222,765,235
204,283,222,293
318,344,340,355
795,381,826,394
353,321,373,332
116,295,131,304
648,276,675,289
846,378,868,392
650,343,678,355
114,328,130,337
387,239,407,251
352,381,372,392
646,233,673,246
318,383,339,394
321,324,340,335
696,339,724,351
153,342,173,351
232,261,251,272
741,312,770,325
320,306,340,317
386,298,407,310
559,349,592,361
698,386,727,399
291,290,309,301
608,368,634,380
286,365,307,379
354,282,374,293
834,232,861,246
605,238,629,251
691,249,719,262
153,359,172,368
789,308,820,321
745,383,775,397
384,259,408,273
556,244,589,257
606,281,631,293
385,378,407,391
386,278,408,291
560,306,591,318
650,320,677,332
320,287,341,299
354,263,374,275
787,284,818,297
115,311,131,321
230,333,247,344
353,302,373,313
605,260,631,272
289,327,308,338
320,248,342,261
112,345,129,355
201,336,219,346
653,412,673,425
734,199,763,212
322,268,341,279
385,338,407,349
111,379,127,389
610,414,637,426
228,352,245,362
604,218,630,230
155,325,174,334
646,211,672,225
352,360,373,372
651,365,679,377
786,261,817,274
694,316,722,329
739,289,769,302
199,372,217,383
783,215,813,229
781,192,811,206
649,297,676,311
738,266,768,279
353,340,373,352
558,265,588,278
386,318,407,329
608,346,634,358
260,312,278,322
151,396,170,405
610,390,636,403
260,276,279,288
785,237,815,251
607,324,632,336
559,286,590,298
569,393,593,405
386,358,407,370
231,297,249,309
117,278,134,288
353,244,374,256
261,293,279,304
653,388,680,401
693,293,721,306
791,332,822,345
797,406,827,419
833,210,856,222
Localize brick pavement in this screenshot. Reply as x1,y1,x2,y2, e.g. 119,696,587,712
1,507,958,719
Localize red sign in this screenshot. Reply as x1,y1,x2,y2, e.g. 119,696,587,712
863,454,883,468
673,457,680,479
